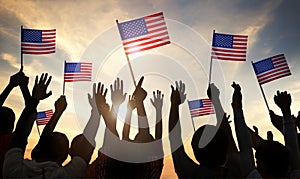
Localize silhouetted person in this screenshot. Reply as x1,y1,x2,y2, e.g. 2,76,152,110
169,81,230,178
0,70,29,179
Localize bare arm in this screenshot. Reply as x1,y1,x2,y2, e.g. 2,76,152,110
150,90,164,140
122,95,135,141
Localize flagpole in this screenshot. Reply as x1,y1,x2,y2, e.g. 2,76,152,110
208,30,215,85
251,61,270,111
116,20,137,87
188,100,196,132
63,60,66,95
21,25,24,70
36,122,41,137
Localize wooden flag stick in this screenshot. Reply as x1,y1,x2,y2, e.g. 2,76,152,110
21,25,24,69
116,19,137,87
251,61,270,111
208,30,216,85
188,100,196,132
63,60,66,95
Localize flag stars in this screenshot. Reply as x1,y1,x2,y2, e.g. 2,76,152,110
119,18,148,40
213,34,233,48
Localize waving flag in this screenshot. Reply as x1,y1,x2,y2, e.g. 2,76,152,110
188,99,215,118
64,62,92,82
117,12,170,55
36,110,53,126
21,28,56,55
252,54,291,85
211,32,248,61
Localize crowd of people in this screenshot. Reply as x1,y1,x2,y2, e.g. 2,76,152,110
1,69,300,178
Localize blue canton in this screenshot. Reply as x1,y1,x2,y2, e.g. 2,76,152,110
253,58,274,75
118,18,148,40
212,33,234,48
188,100,203,110
37,112,46,119
65,63,81,73
22,29,42,43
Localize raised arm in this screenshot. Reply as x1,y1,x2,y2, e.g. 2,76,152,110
122,95,136,141
231,82,255,177
133,77,151,141
207,83,238,153
9,73,52,151
150,90,164,140
0,71,25,106
41,95,67,137
274,91,300,170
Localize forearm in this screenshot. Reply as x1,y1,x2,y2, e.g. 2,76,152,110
136,102,150,133
10,98,39,151
83,109,101,142
233,108,255,176
42,110,65,136
102,110,119,138
169,104,182,149
283,110,300,170
0,84,14,106
19,85,31,106
122,109,132,141
155,109,162,139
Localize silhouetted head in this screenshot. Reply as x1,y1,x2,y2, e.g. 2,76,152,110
191,125,229,168
0,106,15,135
31,132,69,166
255,140,289,178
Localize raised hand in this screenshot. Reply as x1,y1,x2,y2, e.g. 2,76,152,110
128,95,136,111
274,91,291,114
133,77,147,104
95,82,108,114
32,73,52,101
88,83,98,110
9,71,26,88
170,80,186,105
207,83,220,100
110,78,127,107
231,82,242,109
54,95,67,112
150,90,164,111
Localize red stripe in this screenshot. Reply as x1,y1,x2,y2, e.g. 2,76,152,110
258,69,291,82
42,29,56,32
234,35,248,38
123,31,168,45
233,38,248,42
64,74,92,77
148,27,167,34
22,47,55,51
212,56,246,61
212,48,246,54
144,12,163,18
147,21,166,29
42,40,56,43
21,43,55,47
257,65,290,79
145,17,163,24
259,72,291,85
126,41,170,55
233,42,247,46
43,33,56,36
22,51,55,55
212,52,246,57
271,54,285,59
124,37,169,51
42,36,55,40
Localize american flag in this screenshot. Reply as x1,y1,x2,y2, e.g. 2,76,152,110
212,32,248,61
36,110,53,126
188,99,215,118
117,12,170,55
21,28,56,55
64,62,92,82
252,54,291,85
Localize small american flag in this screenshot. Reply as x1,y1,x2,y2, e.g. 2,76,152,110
117,12,170,55
188,99,215,118
21,28,56,55
64,62,92,82
36,110,53,126
212,32,248,61
252,54,291,85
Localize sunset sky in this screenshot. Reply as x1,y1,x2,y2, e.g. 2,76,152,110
1,0,300,178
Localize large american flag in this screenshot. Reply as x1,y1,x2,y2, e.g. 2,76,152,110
188,99,215,118
21,28,56,55
252,54,291,85
36,110,53,126
117,12,170,55
212,32,248,61
64,62,92,82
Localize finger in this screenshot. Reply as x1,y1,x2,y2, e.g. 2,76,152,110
121,79,123,90
97,82,101,93
162,94,164,101
153,91,156,99
171,85,175,92
39,73,45,84
124,93,127,98
104,88,108,97
43,73,48,84
137,76,144,87
45,91,52,98
150,98,154,105
116,78,120,90
100,84,104,94
175,81,179,90
114,79,117,90
179,80,183,91
182,82,185,93
35,75,38,85
93,83,96,95
45,76,52,87
110,84,113,92
88,93,92,101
